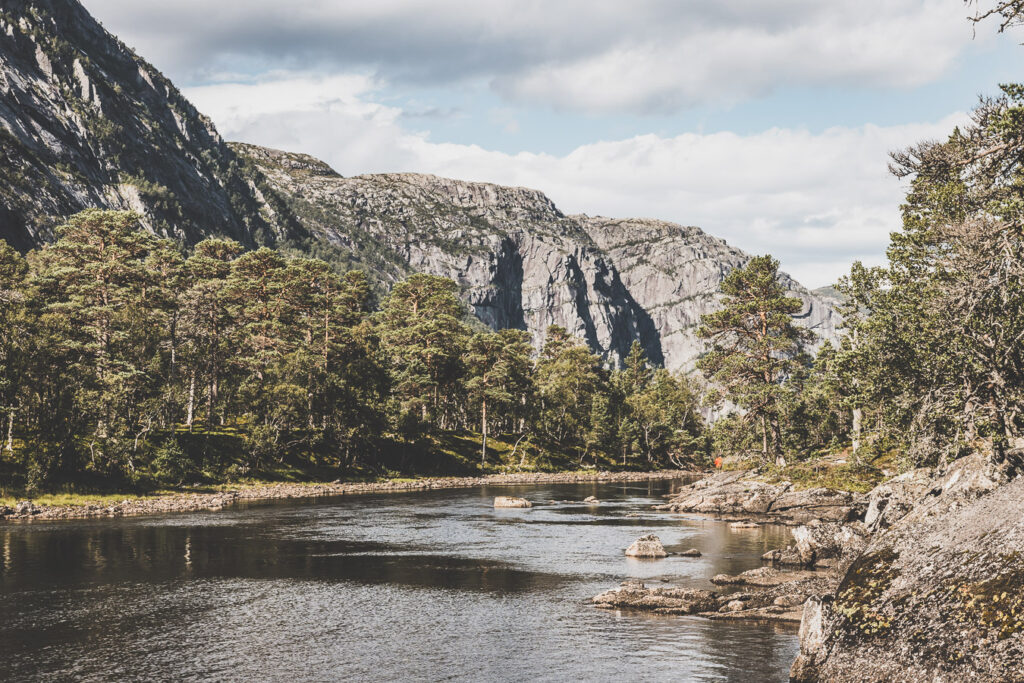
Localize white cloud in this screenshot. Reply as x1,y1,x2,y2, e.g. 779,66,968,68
185,74,966,287
87,0,974,113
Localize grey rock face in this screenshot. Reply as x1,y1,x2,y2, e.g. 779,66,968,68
580,215,839,371
658,470,865,523
792,449,1024,682
238,145,840,370
0,0,274,250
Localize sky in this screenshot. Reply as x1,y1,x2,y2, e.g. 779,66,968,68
82,0,1024,287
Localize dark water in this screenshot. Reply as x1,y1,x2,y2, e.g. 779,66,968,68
0,480,799,682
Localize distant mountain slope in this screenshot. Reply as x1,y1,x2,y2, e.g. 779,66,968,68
237,144,840,371
0,0,279,249
0,0,840,370
580,215,838,370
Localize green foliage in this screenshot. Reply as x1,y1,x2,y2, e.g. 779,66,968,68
839,84,1024,466
698,255,812,464
1,210,707,494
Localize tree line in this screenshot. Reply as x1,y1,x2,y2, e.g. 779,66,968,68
3,74,1022,492
700,84,1024,472
0,210,704,491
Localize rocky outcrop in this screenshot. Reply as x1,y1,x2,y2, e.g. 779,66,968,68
493,496,532,508
0,0,278,250
625,534,667,557
712,566,820,587
658,470,866,523
791,449,1024,682
581,216,839,370
0,1,839,370
236,145,839,370
593,580,717,615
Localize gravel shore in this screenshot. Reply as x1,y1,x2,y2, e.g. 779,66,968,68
2,469,696,522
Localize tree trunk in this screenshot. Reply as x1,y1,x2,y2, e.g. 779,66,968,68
481,399,487,464
851,406,863,458
5,409,13,452
186,371,196,429
760,414,768,457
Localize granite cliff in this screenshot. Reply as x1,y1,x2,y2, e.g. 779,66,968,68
237,144,839,370
0,0,839,370
0,0,278,250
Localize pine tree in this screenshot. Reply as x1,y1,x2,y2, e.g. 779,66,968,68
697,256,812,465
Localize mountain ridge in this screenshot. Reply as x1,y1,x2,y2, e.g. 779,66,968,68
0,0,840,371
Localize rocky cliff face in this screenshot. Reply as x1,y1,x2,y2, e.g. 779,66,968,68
580,216,838,370
239,144,840,370
0,0,275,250
0,0,839,371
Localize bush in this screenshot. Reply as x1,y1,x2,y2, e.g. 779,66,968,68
150,437,199,485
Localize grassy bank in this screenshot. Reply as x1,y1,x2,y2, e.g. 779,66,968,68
720,448,899,494
1,428,696,504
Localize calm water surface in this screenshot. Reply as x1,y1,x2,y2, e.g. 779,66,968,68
1,480,799,682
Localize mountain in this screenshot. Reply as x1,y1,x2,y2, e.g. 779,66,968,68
0,0,840,371
0,0,279,250
236,144,839,371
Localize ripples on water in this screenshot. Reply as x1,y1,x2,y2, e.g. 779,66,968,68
0,480,799,681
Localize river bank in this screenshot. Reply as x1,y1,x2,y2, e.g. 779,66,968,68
0,469,697,522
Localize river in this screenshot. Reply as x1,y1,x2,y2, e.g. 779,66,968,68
0,479,799,681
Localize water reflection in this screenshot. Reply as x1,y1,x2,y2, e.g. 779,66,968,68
0,480,799,682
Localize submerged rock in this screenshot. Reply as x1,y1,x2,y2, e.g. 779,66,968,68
678,548,702,557
625,534,667,558
493,496,532,508
593,580,717,614
583,496,600,504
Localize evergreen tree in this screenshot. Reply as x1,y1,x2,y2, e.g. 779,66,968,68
697,256,812,465
377,274,470,432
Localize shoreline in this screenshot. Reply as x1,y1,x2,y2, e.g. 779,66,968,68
1,469,699,522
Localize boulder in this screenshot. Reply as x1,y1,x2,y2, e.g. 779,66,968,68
762,546,804,566
593,580,717,614
583,496,599,503
14,500,38,516
625,534,667,558
862,466,932,531
493,496,532,508
662,470,867,523
791,521,870,568
678,548,702,557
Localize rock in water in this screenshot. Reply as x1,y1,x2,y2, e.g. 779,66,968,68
678,548,702,557
660,471,866,523
625,534,667,557
592,580,717,614
583,496,599,503
493,496,532,508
